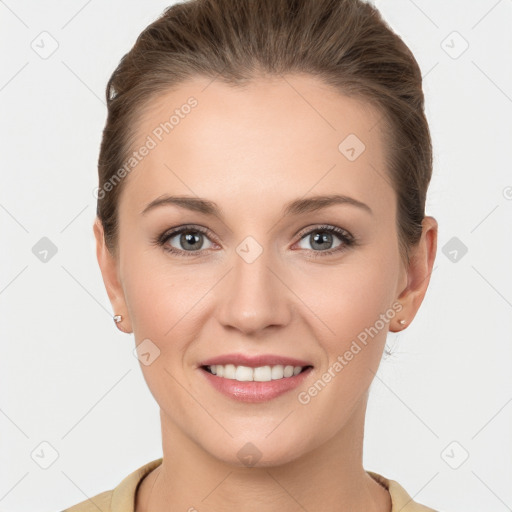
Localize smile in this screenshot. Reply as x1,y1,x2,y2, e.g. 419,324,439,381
203,364,310,382
200,364,314,402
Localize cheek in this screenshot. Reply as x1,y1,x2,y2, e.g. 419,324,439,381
121,244,202,339
292,258,398,432
120,251,215,392
297,255,398,346
121,257,201,410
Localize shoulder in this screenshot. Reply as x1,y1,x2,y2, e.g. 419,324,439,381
61,490,113,512
59,458,163,512
367,470,440,512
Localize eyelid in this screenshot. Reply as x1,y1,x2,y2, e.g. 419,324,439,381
294,224,354,243
156,224,218,245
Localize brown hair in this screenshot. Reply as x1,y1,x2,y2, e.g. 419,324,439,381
97,0,432,266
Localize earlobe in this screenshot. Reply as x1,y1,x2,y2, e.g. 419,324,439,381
391,216,438,332
93,217,133,334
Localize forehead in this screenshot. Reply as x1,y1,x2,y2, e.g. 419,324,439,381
119,74,393,219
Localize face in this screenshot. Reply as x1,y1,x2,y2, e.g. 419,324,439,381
95,74,436,467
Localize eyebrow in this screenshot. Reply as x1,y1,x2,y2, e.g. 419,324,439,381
141,193,373,218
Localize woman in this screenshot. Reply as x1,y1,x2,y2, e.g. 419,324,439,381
64,0,439,510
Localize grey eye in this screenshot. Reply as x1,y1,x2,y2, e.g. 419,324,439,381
297,230,343,251
168,230,214,252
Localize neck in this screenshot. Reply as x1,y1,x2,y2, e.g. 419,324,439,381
136,394,391,512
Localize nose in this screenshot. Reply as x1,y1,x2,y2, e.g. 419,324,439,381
215,246,292,336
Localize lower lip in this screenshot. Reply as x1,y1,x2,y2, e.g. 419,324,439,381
199,366,313,403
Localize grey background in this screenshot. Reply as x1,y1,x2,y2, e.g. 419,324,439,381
1,1,511,511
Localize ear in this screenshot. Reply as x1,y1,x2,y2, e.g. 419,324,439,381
390,216,438,332
93,217,132,334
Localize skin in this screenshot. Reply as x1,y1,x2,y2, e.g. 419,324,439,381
93,74,437,512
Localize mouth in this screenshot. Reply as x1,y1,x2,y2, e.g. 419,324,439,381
199,363,314,403
201,364,313,382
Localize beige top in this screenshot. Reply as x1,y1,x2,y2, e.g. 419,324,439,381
61,458,439,511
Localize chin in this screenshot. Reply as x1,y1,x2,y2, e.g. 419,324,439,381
203,433,309,469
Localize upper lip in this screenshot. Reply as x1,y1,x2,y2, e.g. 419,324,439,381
199,353,313,368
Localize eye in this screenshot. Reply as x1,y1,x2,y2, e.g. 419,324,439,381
155,225,217,257
153,223,356,258
294,225,355,257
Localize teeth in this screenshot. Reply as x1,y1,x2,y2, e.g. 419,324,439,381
207,364,305,382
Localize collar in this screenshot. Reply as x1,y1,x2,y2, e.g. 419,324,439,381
110,458,435,512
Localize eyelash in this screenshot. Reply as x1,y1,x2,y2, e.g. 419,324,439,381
152,224,356,259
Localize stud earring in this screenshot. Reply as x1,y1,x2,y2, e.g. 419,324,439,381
113,314,123,323
398,319,406,326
